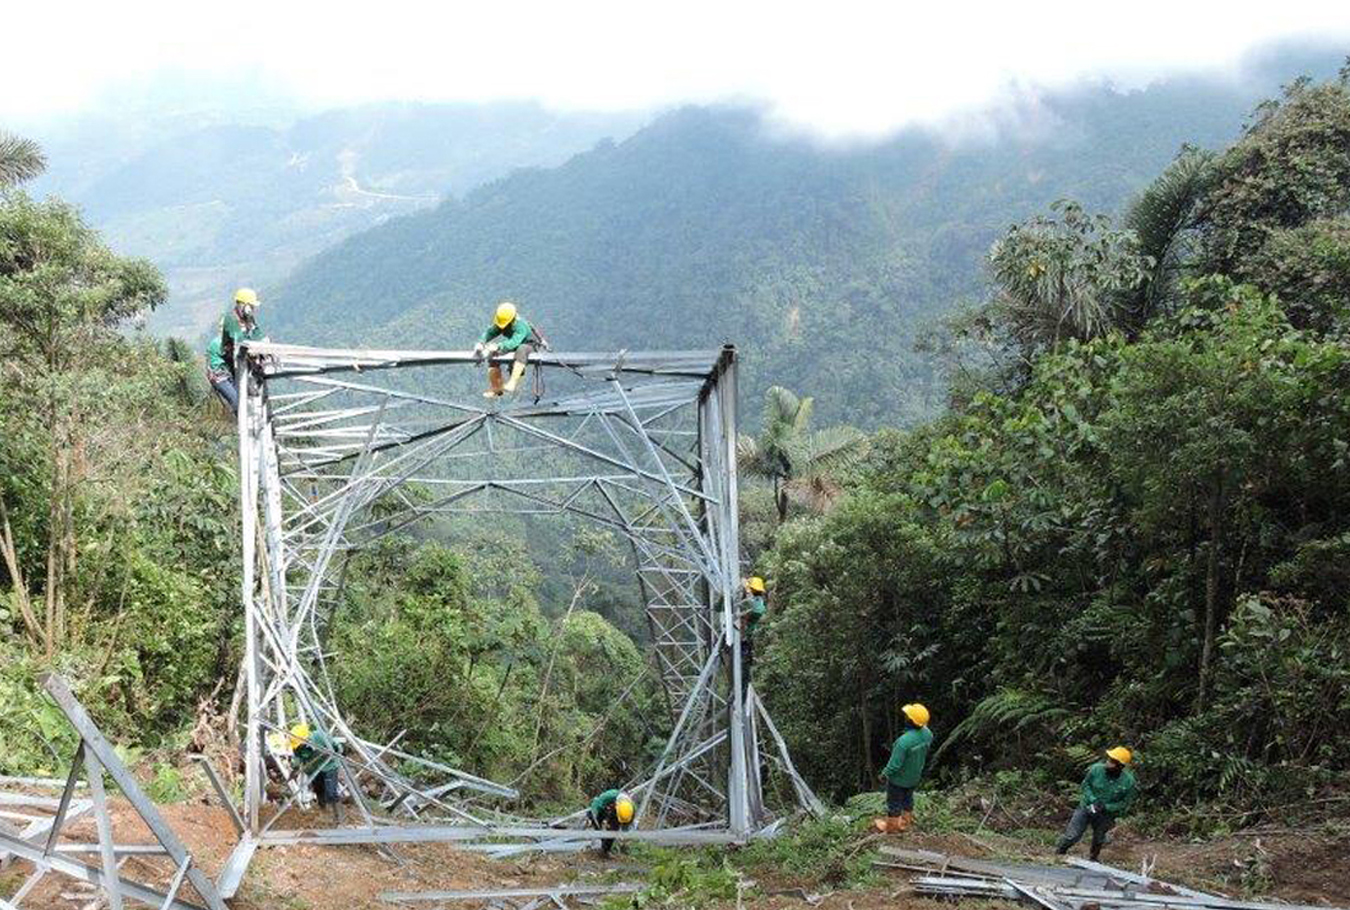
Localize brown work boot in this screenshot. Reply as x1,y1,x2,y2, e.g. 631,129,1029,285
872,816,902,833
896,810,914,832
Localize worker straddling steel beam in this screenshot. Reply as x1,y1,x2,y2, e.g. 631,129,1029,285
205,287,266,414
873,702,933,834
586,789,635,857
474,301,545,398
1055,746,1137,861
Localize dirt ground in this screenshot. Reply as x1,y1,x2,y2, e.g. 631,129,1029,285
3,795,1348,909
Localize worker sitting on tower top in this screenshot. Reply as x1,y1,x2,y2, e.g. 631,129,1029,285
473,301,542,398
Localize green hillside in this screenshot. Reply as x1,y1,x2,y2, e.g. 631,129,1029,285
266,67,1328,427
27,101,643,340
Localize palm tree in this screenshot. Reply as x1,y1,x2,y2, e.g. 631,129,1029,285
737,386,869,523
1119,148,1215,329
0,132,46,188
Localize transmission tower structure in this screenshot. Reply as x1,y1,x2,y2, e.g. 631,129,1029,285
220,342,820,895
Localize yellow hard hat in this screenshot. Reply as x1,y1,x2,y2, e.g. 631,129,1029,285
1106,746,1133,765
288,722,310,750
235,288,259,307
902,703,930,727
746,577,766,594
494,301,517,328
615,793,635,825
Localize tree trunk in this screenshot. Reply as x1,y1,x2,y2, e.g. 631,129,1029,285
858,664,872,791
1197,477,1227,710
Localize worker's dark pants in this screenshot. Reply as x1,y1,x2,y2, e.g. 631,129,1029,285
588,810,620,855
510,342,537,367
210,375,239,414
311,769,339,807
885,781,915,816
739,638,754,695
1056,806,1114,857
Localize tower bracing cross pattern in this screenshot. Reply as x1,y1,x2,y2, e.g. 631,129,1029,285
221,341,821,895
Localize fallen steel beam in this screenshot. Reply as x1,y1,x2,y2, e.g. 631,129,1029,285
0,830,206,910
380,883,643,903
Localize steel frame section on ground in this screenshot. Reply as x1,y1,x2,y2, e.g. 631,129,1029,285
222,343,820,896
0,674,225,910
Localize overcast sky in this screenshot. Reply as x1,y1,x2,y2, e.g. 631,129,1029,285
6,1,1350,137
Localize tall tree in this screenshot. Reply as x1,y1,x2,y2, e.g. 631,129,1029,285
0,193,165,654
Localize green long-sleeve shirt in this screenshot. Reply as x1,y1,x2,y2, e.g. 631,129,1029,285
222,310,265,345
742,595,766,639
881,725,933,788
1078,762,1136,816
480,317,534,352
206,337,227,372
294,728,340,775
590,788,621,818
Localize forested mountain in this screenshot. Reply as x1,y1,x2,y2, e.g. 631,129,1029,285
24,102,643,339
266,50,1346,427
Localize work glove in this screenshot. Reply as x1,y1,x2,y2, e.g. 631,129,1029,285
473,342,485,360
485,342,500,354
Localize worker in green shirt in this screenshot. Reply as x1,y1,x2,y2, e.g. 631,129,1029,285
206,288,265,414
586,789,635,856
739,577,768,696
873,702,933,834
474,301,542,397
290,722,344,823
1056,746,1137,861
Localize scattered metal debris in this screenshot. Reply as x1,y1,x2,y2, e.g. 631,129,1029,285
877,846,1348,910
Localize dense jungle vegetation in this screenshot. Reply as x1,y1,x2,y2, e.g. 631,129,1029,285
2,66,1349,827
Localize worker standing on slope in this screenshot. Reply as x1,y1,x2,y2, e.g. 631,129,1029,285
474,301,540,398
873,703,933,834
206,288,265,413
1055,747,1137,861
586,788,635,857
290,722,344,824
739,577,768,696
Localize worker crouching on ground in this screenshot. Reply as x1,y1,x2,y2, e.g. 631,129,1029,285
587,789,635,856
1056,747,1137,861
874,702,933,834
205,287,265,414
739,577,767,696
290,722,345,824
474,301,539,397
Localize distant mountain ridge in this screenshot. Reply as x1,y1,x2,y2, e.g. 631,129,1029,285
267,50,1348,426
26,101,645,339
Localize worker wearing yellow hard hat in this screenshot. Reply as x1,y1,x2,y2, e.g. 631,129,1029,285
1056,746,1137,861
873,702,933,834
289,721,345,823
206,287,267,414
587,789,635,856
474,301,546,398
738,577,768,696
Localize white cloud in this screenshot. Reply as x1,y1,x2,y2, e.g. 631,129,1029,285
6,0,1349,137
